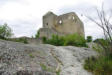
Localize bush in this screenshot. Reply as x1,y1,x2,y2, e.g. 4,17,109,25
87,36,92,42
43,34,87,47
35,31,40,38
84,56,112,75
0,23,13,39
94,38,105,43
43,35,65,46
93,38,111,55
8,37,28,44
84,38,112,75
42,36,47,43
64,34,87,47
16,38,28,44
84,6,112,75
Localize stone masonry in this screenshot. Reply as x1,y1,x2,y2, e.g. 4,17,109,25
39,11,85,38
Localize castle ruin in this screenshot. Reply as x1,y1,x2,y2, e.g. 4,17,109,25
39,11,85,38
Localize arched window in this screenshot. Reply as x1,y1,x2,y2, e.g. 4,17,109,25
46,23,48,25
73,16,77,22
59,20,62,24
73,16,75,20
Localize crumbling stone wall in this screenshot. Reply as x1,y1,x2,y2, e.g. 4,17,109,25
39,11,85,38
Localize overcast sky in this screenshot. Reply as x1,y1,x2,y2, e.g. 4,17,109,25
0,0,111,39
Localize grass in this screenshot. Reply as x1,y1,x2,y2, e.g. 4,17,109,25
40,63,47,71
84,55,112,75
56,69,61,75
29,53,35,58
43,34,87,47
40,63,54,72
6,38,28,44
84,38,112,75
40,63,61,75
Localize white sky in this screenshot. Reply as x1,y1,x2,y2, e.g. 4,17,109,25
0,0,111,39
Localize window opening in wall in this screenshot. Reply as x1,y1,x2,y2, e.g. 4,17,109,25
72,16,77,22
59,20,62,24
73,16,75,20
46,23,48,25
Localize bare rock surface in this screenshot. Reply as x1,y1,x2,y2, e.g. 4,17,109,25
0,39,97,75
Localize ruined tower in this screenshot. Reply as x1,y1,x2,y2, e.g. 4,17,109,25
39,11,85,38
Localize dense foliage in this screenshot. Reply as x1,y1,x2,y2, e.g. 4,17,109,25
8,37,28,44
83,5,112,75
64,34,87,47
0,23,13,39
84,38,112,75
0,23,28,44
42,35,65,46
93,38,111,56
43,34,87,47
35,31,40,38
84,56,112,75
86,36,92,42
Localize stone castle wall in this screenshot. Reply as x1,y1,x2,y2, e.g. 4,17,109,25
39,11,85,38
54,12,84,35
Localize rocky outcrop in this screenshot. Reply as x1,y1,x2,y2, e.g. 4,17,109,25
0,39,97,75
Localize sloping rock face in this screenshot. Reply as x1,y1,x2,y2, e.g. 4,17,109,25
0,39,96,75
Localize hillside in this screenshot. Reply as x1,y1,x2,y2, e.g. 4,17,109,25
0,39,97,75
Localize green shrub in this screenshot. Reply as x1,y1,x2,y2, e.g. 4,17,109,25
94,38,105,43
42,36,47,43
43,34,87,47
93,38,111,55
44,35,65,46
35,31,40,38
8,38,28,44
29,53,35,58
40,63,47,71
0,23,13,39
15,38,28,44
93,38,109,47
19,38,28,44
92,44,103,53
64,34,87,47
87,36,92,42
56,68,61,75
84,38,112,75
84,56,112,75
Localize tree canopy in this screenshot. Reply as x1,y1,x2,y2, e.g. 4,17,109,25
0,23,13,39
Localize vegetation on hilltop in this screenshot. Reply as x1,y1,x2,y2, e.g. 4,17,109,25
42,34,87,47
87,36,92,42
35,30,40,38
0,23,13,39
0,23,28,44
84,5,112,75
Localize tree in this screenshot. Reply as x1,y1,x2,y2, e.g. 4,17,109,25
86,5,112,55
0,23,13,39
35,30,40,38
87,36,92,42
